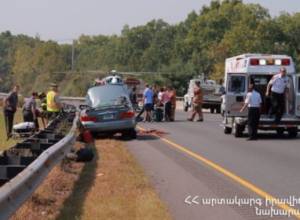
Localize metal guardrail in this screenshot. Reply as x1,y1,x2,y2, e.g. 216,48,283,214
60,96,85,107
0,93,183,102
176,96,184,101
0,114,78,220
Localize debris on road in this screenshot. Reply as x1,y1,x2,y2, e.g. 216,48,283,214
138,128,168,137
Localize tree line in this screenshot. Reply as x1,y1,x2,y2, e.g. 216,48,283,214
0,0,300,96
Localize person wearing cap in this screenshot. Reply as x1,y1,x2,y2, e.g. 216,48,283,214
46,83,61,120
3,85,20,139
240,82,262,140
23,92,39,130
266,67,289,123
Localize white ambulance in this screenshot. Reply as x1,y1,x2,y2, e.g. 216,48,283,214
222,54,300,137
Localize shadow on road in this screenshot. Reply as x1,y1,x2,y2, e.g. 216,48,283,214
56,144,98,220
136,134,159,141
236,133,300,141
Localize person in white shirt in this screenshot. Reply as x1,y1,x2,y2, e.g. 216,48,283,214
240,82,262,140
266,67,289,123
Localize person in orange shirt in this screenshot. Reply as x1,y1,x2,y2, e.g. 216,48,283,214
188,81,203,122
169,87,177,121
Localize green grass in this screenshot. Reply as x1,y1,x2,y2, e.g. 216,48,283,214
0,108,23,151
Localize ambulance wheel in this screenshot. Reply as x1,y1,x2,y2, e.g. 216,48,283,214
224,126,232,134
287,128,298,138
234,123,243,138
276,128,284,136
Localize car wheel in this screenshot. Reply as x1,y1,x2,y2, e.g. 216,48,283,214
276,128,284,136
129,129,137,139
224,126,232,134
122,129,137,140
287,127,298,138
234,123,243,138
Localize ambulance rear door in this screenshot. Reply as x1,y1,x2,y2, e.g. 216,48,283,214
224,73,247,117
295,74,300,117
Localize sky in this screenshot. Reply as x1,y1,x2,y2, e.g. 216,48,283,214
0,0,299,42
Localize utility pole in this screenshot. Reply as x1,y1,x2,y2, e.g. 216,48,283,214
71,40,75,71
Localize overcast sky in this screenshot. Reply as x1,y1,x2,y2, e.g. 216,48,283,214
0,0,299,42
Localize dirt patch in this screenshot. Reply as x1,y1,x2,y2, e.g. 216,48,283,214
11,139,171,220
11,158,84,220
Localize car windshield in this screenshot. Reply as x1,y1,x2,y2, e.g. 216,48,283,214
86,85,131,108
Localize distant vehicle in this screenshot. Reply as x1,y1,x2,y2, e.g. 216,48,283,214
80,84,137,138
222,53,300,137
184,78,223,113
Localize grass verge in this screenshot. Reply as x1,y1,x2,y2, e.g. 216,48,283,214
11,139,172,220
0,108,23,151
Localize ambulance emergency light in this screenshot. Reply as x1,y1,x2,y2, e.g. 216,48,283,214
250,58,290,66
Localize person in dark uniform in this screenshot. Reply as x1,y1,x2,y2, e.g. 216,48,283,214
240,82,262,140
130,86,138,111
22,92,39,130
266,67,289,123
3,85,20,140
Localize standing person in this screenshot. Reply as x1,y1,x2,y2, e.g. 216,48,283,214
169,87,177,121
22,92,39,130
3,85,20,139
266,67,289,123
46,83,61,120
143,84,154,122
38,92,47,128
158,87,164,104
152,85,159,107
162,87,172,121
218,79,225,94
130,86,138,111
240,82,262,140
188,81,203,122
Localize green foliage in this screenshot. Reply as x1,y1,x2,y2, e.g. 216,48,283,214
0,0,300,96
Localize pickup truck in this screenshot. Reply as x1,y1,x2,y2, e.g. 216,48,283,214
184,79,223,113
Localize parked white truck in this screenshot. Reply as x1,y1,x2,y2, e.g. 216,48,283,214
184,78,223,113
222,53,300,138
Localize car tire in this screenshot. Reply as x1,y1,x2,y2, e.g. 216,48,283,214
234,123,243,138
122,129,137,140
276,128,284,136
287,127,298,138
224,126,232,134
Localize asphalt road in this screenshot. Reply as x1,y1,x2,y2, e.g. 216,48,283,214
126,110,300,220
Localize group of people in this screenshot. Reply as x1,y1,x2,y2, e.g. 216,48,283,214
135,81,204,123
240,67,289,140
3,83,62,140
136,84,176,122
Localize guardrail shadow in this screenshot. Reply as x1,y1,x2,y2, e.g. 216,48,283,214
56,143,98,220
